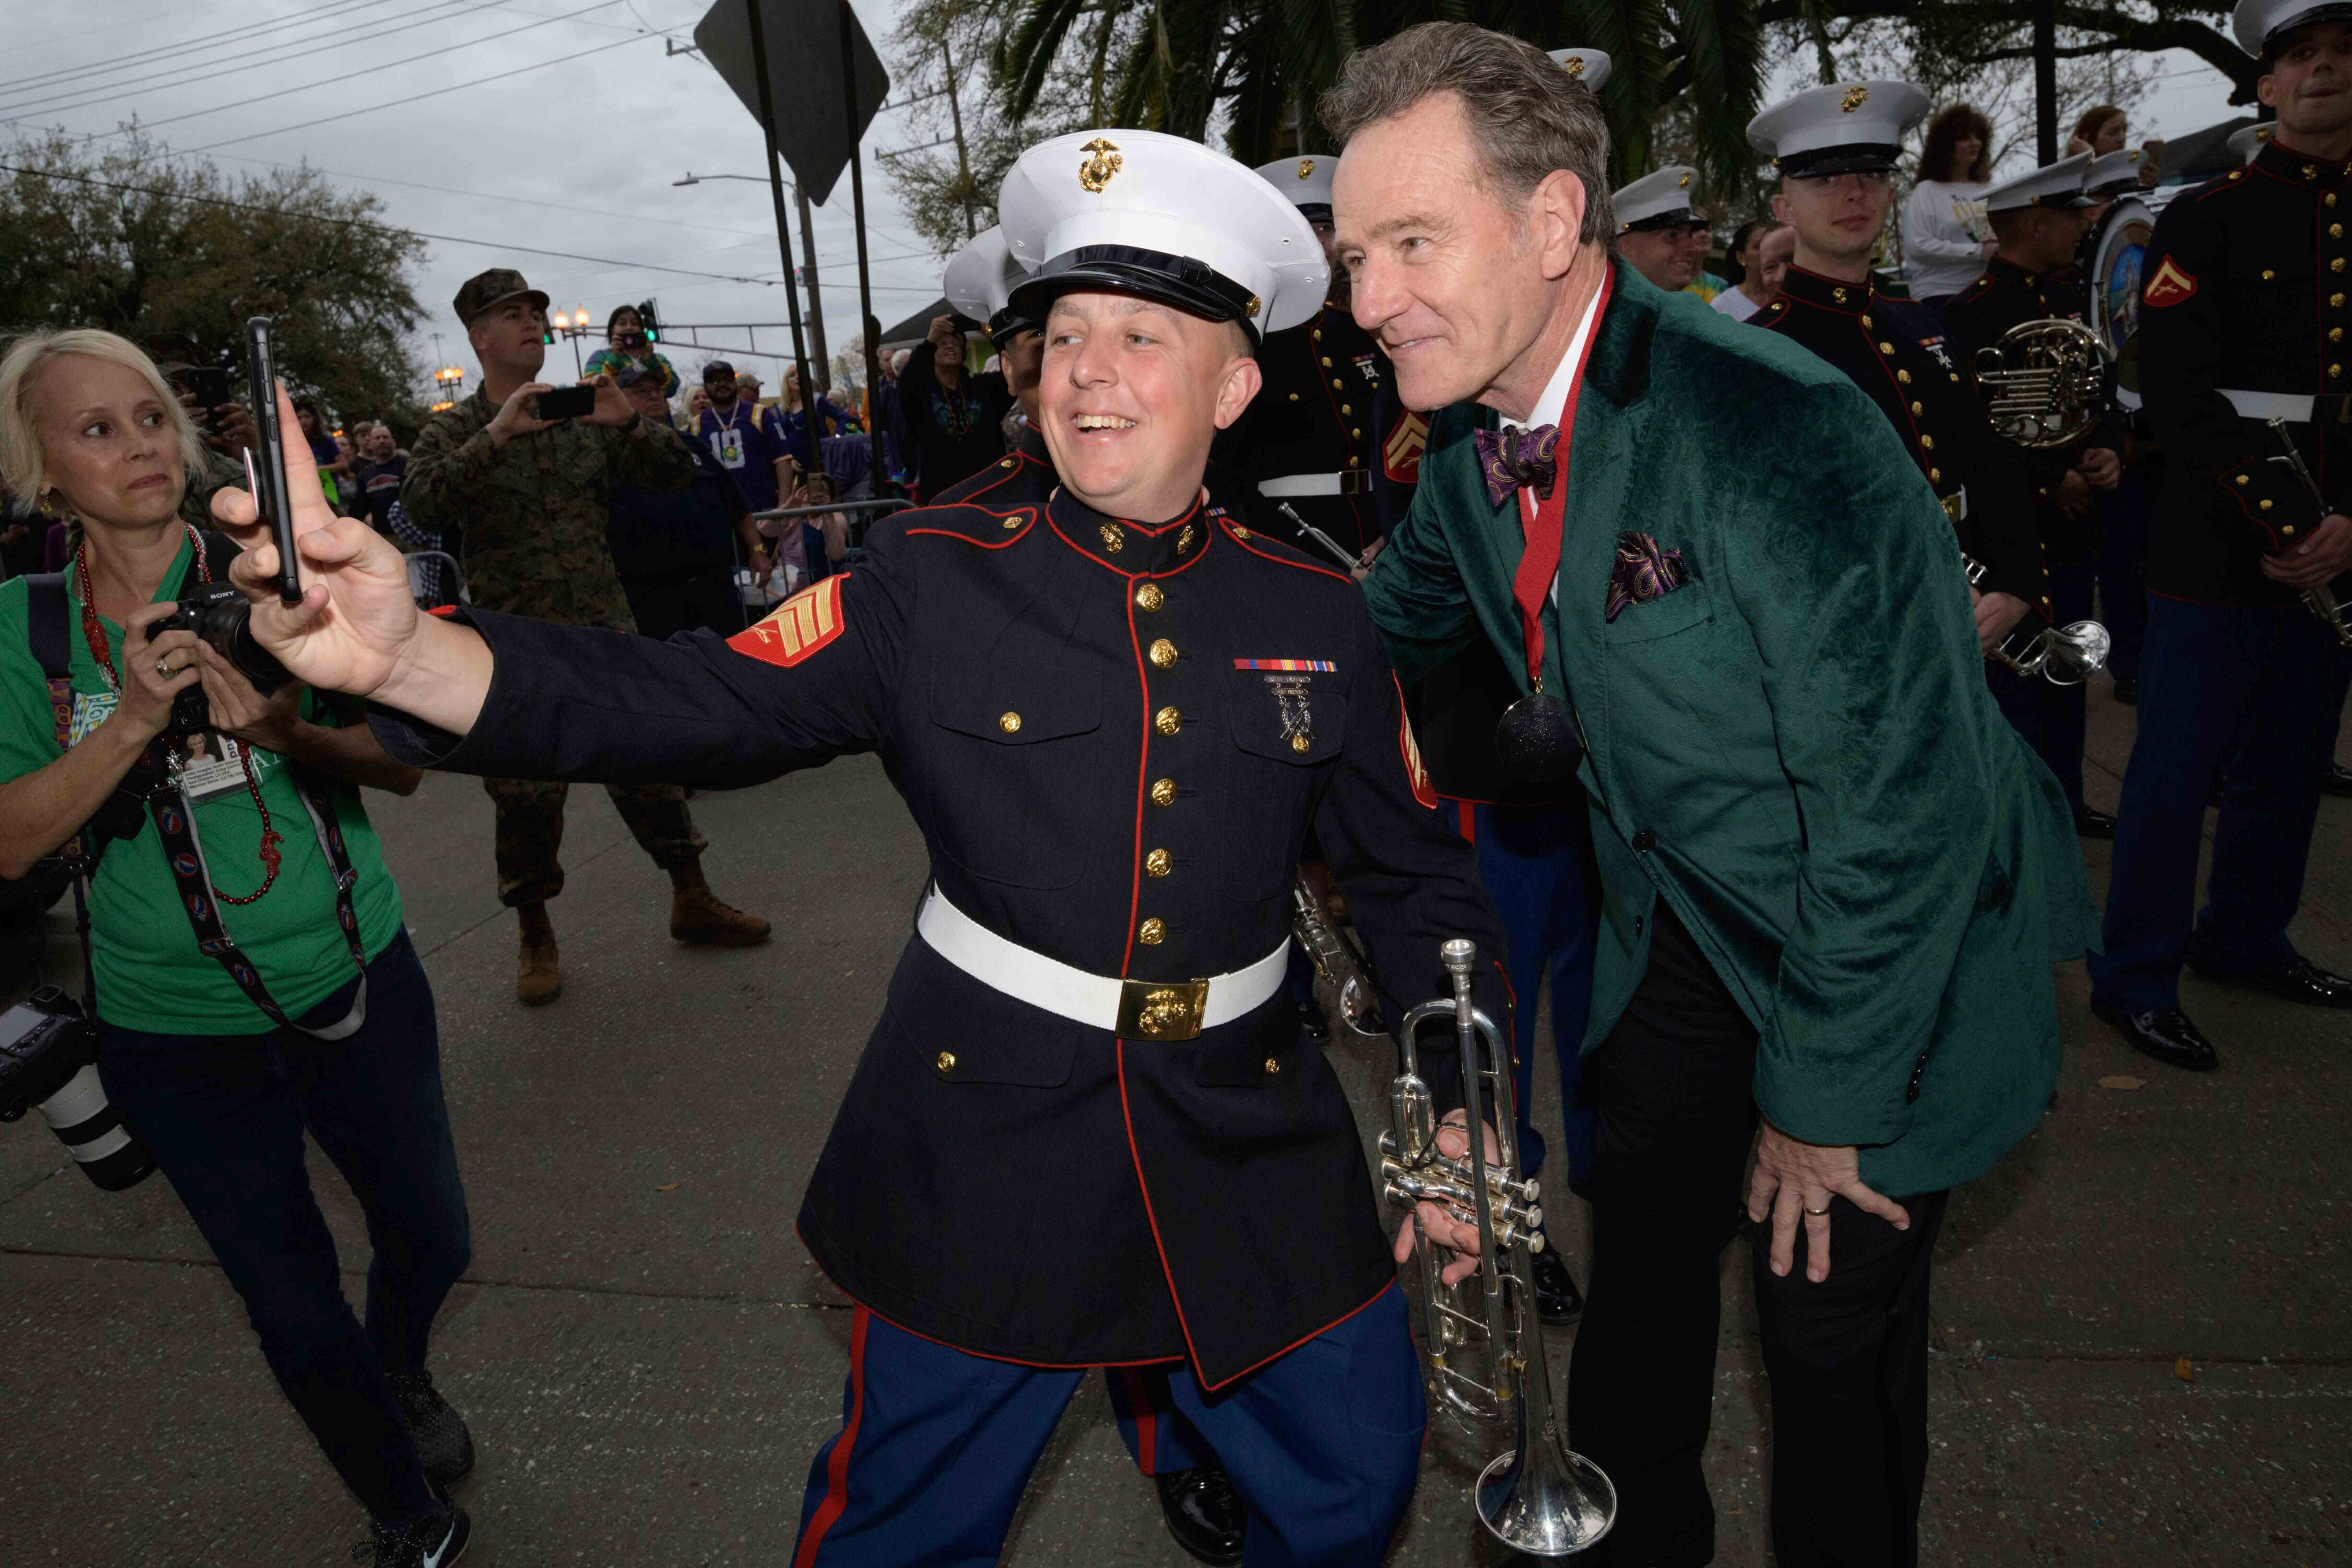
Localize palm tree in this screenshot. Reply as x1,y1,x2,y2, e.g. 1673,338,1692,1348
989,0,1769,199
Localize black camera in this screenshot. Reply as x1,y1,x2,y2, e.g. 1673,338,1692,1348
141,582,292,736
0,988,155,1191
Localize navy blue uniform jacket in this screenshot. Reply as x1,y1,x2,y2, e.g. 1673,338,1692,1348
370,485,1507,1388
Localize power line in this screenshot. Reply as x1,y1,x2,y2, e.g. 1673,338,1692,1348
0,0,409,97
20,0,631,133
180,32,650,154
2,0,498,121
0,161,792,287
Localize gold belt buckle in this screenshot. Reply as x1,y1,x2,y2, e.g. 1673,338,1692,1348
1117,977,1210,1040
1339,469,1371,495
1940,492,1964,523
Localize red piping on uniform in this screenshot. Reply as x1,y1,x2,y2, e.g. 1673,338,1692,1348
906,501,1041,550
793,1304,870,1568
1307,305,1375,540
1198,1278,1396,1394
1221,521,1355,584
1118,1043,1212,1377
1119,1366,1160,1474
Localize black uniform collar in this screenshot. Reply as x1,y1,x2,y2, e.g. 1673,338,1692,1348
1045,485,1215,577
1778,264,1874,314
1982,254,2054,293
1015,421,1049,465
2255,138,2352,187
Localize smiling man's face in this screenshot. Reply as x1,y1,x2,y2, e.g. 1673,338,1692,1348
1036,291,1259,522
1334,91,1579,412
2264,20,2352,142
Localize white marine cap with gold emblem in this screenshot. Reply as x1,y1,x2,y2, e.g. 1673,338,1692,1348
1546,47,1613,92
943,226,1037,344
1612,165,1702,233
1001,129,1328,341
1252,154,1338,220
2235,0,2352,56
2228,122,2273,163
2084,147,2145,198
1982,150,2096,213
1746,79,1931,177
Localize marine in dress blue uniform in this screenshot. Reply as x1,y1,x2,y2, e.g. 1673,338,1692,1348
1941,151,2126,835
2087,0,2352,1071
938,220,1254,1566
361,130,1513,1567
1747,81,2053,694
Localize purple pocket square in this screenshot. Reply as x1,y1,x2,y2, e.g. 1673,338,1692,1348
1605,533,1691,624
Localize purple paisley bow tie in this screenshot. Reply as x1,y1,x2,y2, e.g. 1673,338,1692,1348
1473,423,1562,508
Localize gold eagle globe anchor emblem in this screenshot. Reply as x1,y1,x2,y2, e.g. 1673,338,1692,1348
1841,85,1870,113
1079,138,1124,192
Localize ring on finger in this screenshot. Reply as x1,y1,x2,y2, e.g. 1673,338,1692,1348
155,657,178,679
1803,1204,1831,1216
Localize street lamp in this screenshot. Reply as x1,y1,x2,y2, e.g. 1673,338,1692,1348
549,308,594,376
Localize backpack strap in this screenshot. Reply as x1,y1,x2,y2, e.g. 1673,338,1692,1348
24,571,71,751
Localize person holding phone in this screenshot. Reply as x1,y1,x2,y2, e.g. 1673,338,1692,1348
399,268,770,1006
0,328,474,1568
582,303,679,398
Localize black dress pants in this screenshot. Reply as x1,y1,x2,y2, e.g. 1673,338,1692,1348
1566,903,1950,1568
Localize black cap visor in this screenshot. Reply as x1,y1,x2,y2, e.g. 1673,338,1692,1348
1619,207,1697,233
1296,203,1334,224
1007,245,1263,346
1778,142,1902,179
986,306,1043,350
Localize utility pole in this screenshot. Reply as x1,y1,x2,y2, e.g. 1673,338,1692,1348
941,38,977,240
742,0,817,434
794,182,832,394
2033,0,2058,164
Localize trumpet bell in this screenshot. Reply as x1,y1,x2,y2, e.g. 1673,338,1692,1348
2039,618,2112,684
1478,1439,1618,1557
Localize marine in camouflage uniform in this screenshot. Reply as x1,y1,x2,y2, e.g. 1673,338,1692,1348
401,267,768,1003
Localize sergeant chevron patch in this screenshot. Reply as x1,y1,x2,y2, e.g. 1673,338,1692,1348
2142,255,2196,308
730,576,845,667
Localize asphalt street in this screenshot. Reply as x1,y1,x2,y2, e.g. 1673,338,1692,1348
1,671,2347,1567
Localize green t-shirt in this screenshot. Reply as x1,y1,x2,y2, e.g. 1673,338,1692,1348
0,540,406,1034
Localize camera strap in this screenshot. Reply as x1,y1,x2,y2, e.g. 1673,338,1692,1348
24,543,370,1039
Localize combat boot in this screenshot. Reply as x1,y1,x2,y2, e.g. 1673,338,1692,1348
516,903,560,1006
669,862,771,947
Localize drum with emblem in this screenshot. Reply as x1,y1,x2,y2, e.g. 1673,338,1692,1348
2083,188,2179,409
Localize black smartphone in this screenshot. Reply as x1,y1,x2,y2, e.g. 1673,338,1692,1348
534,384,596,421
181,365,231,416
242,318,303,605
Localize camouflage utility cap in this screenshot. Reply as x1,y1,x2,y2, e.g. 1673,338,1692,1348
454,268,551,326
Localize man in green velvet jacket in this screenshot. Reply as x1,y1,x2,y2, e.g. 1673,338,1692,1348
1326,23,2093,1568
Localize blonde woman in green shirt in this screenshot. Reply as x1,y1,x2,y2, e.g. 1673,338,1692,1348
0,329,475,1568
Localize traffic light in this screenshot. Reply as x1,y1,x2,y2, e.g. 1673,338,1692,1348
637,299,662,344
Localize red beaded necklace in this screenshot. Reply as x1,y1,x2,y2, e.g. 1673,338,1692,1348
73,525,284,905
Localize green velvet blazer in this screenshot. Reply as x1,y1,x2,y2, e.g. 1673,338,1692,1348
1363,259,2096,1198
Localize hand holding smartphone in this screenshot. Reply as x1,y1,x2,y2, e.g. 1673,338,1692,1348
533,384,597,421
241,318,303,606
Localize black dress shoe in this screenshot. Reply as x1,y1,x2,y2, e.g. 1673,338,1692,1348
2072,805,2118,838
387,1369,475,1489
2091,1001,2219,1072
1529,1243,1584,1325
1156,1465,1246,1567
2187,956,2352,1009
2112,677,2137,705
2323,761,2352,799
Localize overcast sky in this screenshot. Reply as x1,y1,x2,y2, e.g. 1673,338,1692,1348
2,1,2253,414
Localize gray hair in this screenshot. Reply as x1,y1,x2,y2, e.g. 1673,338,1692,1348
1319,22,1615,246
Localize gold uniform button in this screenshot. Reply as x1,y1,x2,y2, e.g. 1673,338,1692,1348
1929,467,1941,482
1232,525,1251,539
1145,848,1172,877
1002,516,1021,530
2237,474,2251,485
2261,499,2276,511
2336,258,2348,273
1351,427,1362,438
1910,401,1924,415
1320,356,1333,367
1290,734,1311,754
1136,583,1164,611
1150,777,1177,807
1919,434,1934,450
1289,392,1300,402
1332,378,1344,389
1897,369,1912,385
1155,706,1182,735
1879,342,1896,354
1341,404,1352,415
1149,638,1178,668
2335,364,2346,378
2264,269,2277,281
998,712,1021,733
2284,524,2298,537
1263,1057,1281,1075
936,1051,956,1072
1138,918,1166,945
1347,456,1361,468
2334,328,2345,342
2335,293,2348,308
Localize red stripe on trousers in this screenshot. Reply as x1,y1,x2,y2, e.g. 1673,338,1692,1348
793,1305,872,1568
1118,1365,1160,1474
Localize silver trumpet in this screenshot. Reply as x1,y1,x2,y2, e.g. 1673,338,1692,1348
1290,876,1383,1036
2260,419,2352,648
1384,938,1616,1556
1964,554,2112,685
